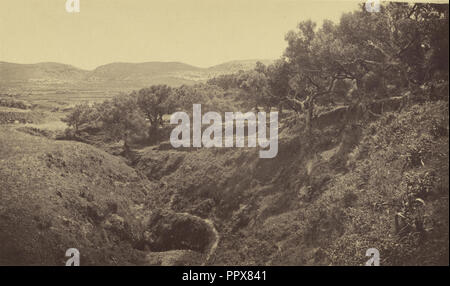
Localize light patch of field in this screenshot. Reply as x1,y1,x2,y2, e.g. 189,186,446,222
0,106,31,113
22,120,67,132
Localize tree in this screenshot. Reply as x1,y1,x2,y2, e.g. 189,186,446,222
239,69,271,112
100,94,146,153
62,103,92,134
284,20,345,133
338,3,449,91
171,85,198,112
135,85,174,138
265,59,291,115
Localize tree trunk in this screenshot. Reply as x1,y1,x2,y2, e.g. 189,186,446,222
149,122,159,144
305,96,314,136
123,134,131,154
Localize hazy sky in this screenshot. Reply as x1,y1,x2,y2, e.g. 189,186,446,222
0,0,362,70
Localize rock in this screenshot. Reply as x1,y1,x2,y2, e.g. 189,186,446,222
144,209,215,253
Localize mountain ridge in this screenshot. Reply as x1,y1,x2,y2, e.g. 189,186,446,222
0,59,274,90
0,59,275,72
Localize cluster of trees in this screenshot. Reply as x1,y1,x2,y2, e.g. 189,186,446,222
64,2,448,150
62,83,243,150
208,3,448,132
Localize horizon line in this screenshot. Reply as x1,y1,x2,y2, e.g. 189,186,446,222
0,58,278,72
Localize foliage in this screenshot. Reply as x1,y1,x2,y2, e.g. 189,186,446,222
257,3,449,120
98,94,147,150
135,85,174,132
61,103,93,134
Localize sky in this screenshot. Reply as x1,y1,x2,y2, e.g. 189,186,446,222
0,0,363,70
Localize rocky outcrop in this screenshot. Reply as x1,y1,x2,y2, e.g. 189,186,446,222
141,209,219,258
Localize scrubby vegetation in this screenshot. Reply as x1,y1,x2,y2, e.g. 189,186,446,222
0,95,32,110
0,127,153,265
1,2,448,265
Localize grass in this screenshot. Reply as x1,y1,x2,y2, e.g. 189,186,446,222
133,100,449,265
0,127,152,265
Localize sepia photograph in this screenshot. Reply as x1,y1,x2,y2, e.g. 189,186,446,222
0,0,448,270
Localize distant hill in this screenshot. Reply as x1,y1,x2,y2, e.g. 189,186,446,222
87,62,202,82
0,62,88,84
0,59,275,93
208,59,274,73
